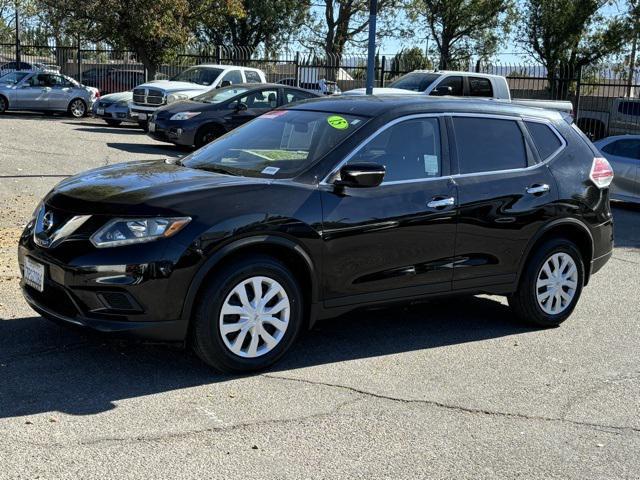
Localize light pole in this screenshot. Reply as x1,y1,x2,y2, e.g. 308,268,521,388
365,0,378,95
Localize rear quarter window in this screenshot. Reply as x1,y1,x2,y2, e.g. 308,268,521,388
244,70,262,83
453,117,527,174
525,121,563,160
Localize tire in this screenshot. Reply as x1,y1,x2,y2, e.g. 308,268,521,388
509,238,585,327
105,119,122,127
195,124,223,149
0,95,8,113
191,255,304,373
138,120,149,132
67,98,87,118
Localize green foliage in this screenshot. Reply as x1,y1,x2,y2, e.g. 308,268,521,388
392,47,432,71
408,0,514,69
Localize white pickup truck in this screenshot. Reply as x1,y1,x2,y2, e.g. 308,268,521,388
130,64,267,126
344,70,574,114
575,97,640,140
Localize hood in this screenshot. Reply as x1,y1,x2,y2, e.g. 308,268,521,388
45,159,268,215
135,80,212,95
342,87,422,96
98,91,133,103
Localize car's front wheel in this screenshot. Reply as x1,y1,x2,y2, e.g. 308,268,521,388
67,99,87,118
191,255,304,372
0,95,8,113
509,238,584,327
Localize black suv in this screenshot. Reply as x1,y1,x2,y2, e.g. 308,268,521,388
18,96,614,372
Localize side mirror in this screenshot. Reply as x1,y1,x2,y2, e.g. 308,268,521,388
431,85,453,96
336,163,385,188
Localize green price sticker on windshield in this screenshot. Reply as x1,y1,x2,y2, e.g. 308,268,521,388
327,115,349,130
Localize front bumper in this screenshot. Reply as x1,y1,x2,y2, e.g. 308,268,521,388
18,236,194,342
148,118,197,146
92,103,136,123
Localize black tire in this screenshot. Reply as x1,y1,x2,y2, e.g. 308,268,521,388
105,119,122,127
0,95,8,113
191,255,304,373
138,120,149,132
195,124,223,149
509,238,585,327
67,98,87,118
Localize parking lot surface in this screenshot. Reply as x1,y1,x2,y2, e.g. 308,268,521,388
1,113,639,479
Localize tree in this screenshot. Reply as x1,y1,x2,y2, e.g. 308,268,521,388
302,0,402,60
408,0,513,70
196,0,308,52
519,0,631,99
392,46,432,72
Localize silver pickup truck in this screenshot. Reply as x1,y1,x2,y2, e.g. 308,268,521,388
344,70,574,114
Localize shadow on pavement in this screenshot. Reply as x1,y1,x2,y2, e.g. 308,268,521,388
72,127,144,135
106,142,183,157
612,204,640,249
0,295,534,419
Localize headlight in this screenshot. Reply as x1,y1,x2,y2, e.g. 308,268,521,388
167,93,189,104
169,111,201,121
90,217,191,248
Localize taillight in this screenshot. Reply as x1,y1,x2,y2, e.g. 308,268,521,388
590,157,614,188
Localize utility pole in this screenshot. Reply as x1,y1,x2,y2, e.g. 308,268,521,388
14,1,21,66
365,0,377,95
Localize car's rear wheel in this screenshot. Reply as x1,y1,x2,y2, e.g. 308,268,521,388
105,119,122,127
191,255,304,372
67,99,87,118
0,95,8,113
195,124,223,149
509,238,584,327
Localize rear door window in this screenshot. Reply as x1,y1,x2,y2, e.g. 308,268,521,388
453,117,527,174
284,89,316,103
469,77,493,97
525,121,563,160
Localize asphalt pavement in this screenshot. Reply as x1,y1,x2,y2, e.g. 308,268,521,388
0,113,638,479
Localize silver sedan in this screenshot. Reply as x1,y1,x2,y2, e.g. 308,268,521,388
594,135,640,203
0,70,98,117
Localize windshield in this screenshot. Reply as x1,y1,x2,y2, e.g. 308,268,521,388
389,72,441,92
183,110,368,178
0,71,29,84
171,67,224,86
193,86,249,104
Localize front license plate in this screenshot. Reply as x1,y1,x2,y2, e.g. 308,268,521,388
149,121,156,132
24,257,45,292
138,113,147,121
97,107,105,115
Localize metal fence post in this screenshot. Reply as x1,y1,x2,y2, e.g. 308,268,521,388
380,55,386,87
294,51,300,87
575,65,582,118
76,34,81,81
14,7,20,65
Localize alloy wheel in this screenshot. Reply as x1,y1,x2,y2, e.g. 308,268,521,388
218,276,290,358
70,100,86,118
535,252,578,315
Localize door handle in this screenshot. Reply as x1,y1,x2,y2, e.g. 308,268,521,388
526,184,550,195
427,196,455,209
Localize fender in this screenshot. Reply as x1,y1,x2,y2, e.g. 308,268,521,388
179,234,320,326
515,217,595,285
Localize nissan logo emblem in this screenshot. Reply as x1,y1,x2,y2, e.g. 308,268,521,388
42,211,55,233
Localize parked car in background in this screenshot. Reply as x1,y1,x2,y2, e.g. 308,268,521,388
148,83,319,148
594,135,639,203
77,67,115,88
96,69,145,95
577,98,640,140
344,70,574,114
0,61,60,76
19,96,614,372
0,70,98,117
130,64,267,126
92,91,136,126
278,78,341,95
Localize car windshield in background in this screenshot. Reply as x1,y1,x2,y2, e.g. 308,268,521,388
171,67,224,86
388,72,441,92
0,71,29,84
183,110,367,178
193,86,250,104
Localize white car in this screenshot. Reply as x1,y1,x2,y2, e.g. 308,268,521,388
129,64,267,124
594,135,640,203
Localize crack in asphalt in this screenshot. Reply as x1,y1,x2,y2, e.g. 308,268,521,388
13,396,364,448
263,374,640,436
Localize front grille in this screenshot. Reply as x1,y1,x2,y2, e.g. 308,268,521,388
26,282,80,318
132,87,165,106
